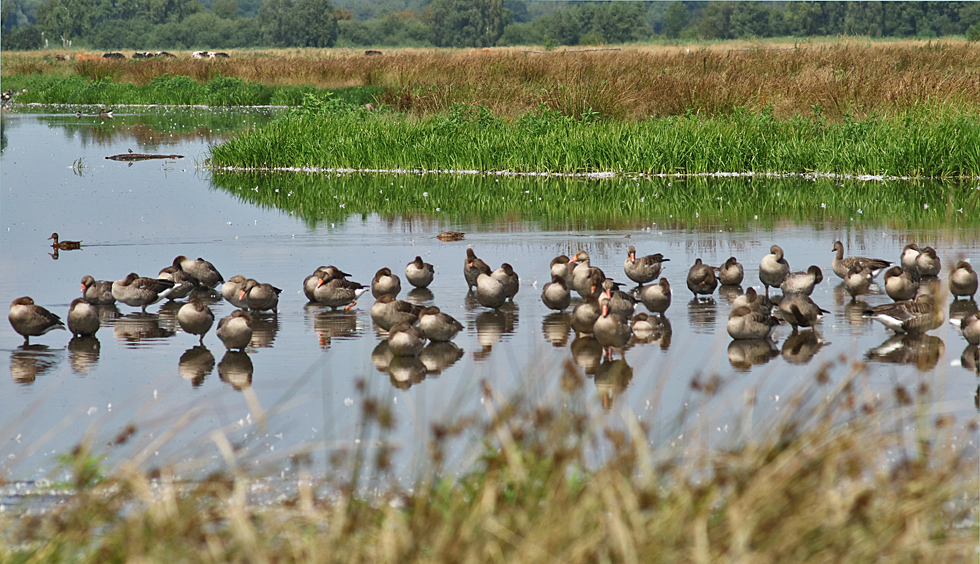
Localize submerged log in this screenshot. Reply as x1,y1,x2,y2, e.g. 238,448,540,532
106,153,184,161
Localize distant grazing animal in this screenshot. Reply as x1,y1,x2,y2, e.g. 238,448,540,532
102,52,125,59
193,51,210,59
210,52,230,59
157,51,176,58
365,50,383,56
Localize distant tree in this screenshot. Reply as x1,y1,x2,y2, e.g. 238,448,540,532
662,1,688,39
699,1,733,39
1,23,44,48
212,0,240,19
293,0,338,46
729,1,770,38
258,0,299,45
843,1,882,36
425,0,509,47
587,2,650,44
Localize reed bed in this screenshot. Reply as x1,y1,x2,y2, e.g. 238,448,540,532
0,361,976,563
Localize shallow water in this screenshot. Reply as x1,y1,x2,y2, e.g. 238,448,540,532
0,110,977,486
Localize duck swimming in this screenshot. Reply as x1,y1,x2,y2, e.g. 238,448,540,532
49,233,81,250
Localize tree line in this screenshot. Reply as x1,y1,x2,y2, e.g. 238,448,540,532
3,1,979,51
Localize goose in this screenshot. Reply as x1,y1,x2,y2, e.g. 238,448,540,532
863,294,936,334
475,272,506,309
216,310,252,351
687,258,718,297
67,298,100,337
732,287,773,316
569,250,595,296
112,273,175,311
240,279,282,312
571,296,601,334
387,322,426,357
600,278,635,318
418,306,463,342
314,277,367,311
593,302,632,353
8,297,65,344
718,257,744,286
173,255,224,288
221,275,249,308
727,305,779,340
624,245,669,285
780,265,823,295
831,241,891,279
550,255,573,282
900,244,921,272
541,275,571,311
371,295,420,331
759,245,790,297
883,266,919,301
776,294,829,331
950,261,978,300
80,275,115,305
843,265,872,300
177,296,214,344
405,256,435,289
954,312,980,345
464,248,491,291
371,267,401,298
491,263,520,300
48,233,81,250
639,278,671,314
304,266,351,301
157,266,198,300
915,246,941,277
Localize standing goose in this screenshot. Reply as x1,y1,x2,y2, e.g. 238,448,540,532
314,276,368,311
475,272,507,309
221,275,249,308
571,296,601,334
8,297,65,344
883,266,919,302
759,245,790,297
639,278,671,314
776,294,829,331
831,241,891,280
418,306,463,342
405,256,435,289
541,275,571,311
600,278,635,318
464,248,492,291
900,244,921,272
550,255,574,282
732,287,773,316
593,302,632,355
864,294,937,334
67,298,100,337
216,310,252,351
173,255,224,288
177,296,214,345
843,265,873,301
915,246,941,277
491,263,520,300
956,311,979,345
304,266,351,301
780,265,823,296
49,233,82,250
387,322,426,357
371,295,421,331
719,257,744,286
569,251,595,296
372,267,402,298
950,261,978,300
727,305,780,340
112,273,175,311
623,246,668,286
240,279,282,312
157,267,198,300
80,275,115,305
687,258,718,297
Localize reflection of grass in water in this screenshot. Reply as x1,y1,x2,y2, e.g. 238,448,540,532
211,170,980,230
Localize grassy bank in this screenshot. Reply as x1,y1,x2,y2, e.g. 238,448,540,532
1,364,976,563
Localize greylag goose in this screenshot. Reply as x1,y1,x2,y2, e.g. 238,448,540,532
780,265,823,296
371,295,420,331
67,298,100,337
863,294,936,334
177,297,214,344
314,277,368,311
727,305,779,340
593,302,632,354
112,273,175,311
687,258,718,297
732,287,773,315
600,278,635,318
8,297,65,344
387,322,426,357
639,278,671,314
491,263,520,300
221,275,249,308
900,244,921,271
216,310,252,351
718,257,744,286
569,250,595,296
418,306,463,342
464,248,492,291
304,266,351,301
476,272,507,309
240,279,282,312
173,255,224,288
883,266,919,301
80,275,115,305
571,296,601,334
956,311,980,345
49,233,81,250
951,261,978,300
541,275,571,311
405,256,435,289
157,266,198,300
776,294,829,331
915,246,941,277
372,267,402,298
759,245,790,297
831,241,890,279
550,255,573,282
623,245,668,286
843,265,872,300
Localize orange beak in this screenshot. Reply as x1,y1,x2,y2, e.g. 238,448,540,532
629,252,635,262
317,278,325,288
239,290,246,300
79,284,85,293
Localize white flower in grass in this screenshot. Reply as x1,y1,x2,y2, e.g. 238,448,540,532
423,192,428,197
820,203,826,208
857,208,863,214
923,204,929,209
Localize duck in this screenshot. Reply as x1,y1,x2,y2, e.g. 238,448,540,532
541,275,571,311
372,267,402,298
550,255,574,282
314,276,368,311
464,248,492,291
687,258,718,297
571,296,601,334
950,261,978,300
639,278,671,314
475,272,507,309
437,231,465,242
80,275,115,305
8,297,65,344
304,266,351,301
569,250,595,296
418,306,463,342
67,298,100,337
112,273,175,311
240,279,282,312
732,287,773,316
216,310,252,351
843,265,872,300
623,245,668,286
387,322,426,357
173,255,224,288
863,294,936,334
405,256,435,289
831,241,891,279
221,275,249,308
776,294,829,331
718,257,744,286
491,263,520,300
48,233,81,250
780,265,823,296
759,245,790,297
915,246,941,277
371,295,420,331
727,305,780,340
177,296,214,344
900,244,921,272
883,266,919,301
600,278,635,318
593,302,632,354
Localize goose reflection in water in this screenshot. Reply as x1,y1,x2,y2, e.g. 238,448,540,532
866,334,946,371
594,356,633,411
472,303,518,361
960,345,978,375
218,351,253,390
687,297,717,335
541,312,571,347
10,345,62,384
406,287,435,306
781,330,826,365
248,311,280,348
727,339,779,371
570,335,603,375
841,299,873,335
371,340,394,373
419,342,463,375
94,303,121,325
629,313,672,350
179,345,215,387
717,284,743,305
306,305,360,349
68,335,101,375
113,313,176,346
949,300,979,328
388,356,427,389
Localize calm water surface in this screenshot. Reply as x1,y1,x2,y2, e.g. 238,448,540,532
1,110,977,486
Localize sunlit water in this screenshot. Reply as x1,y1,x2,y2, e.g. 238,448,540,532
0,110,977,492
